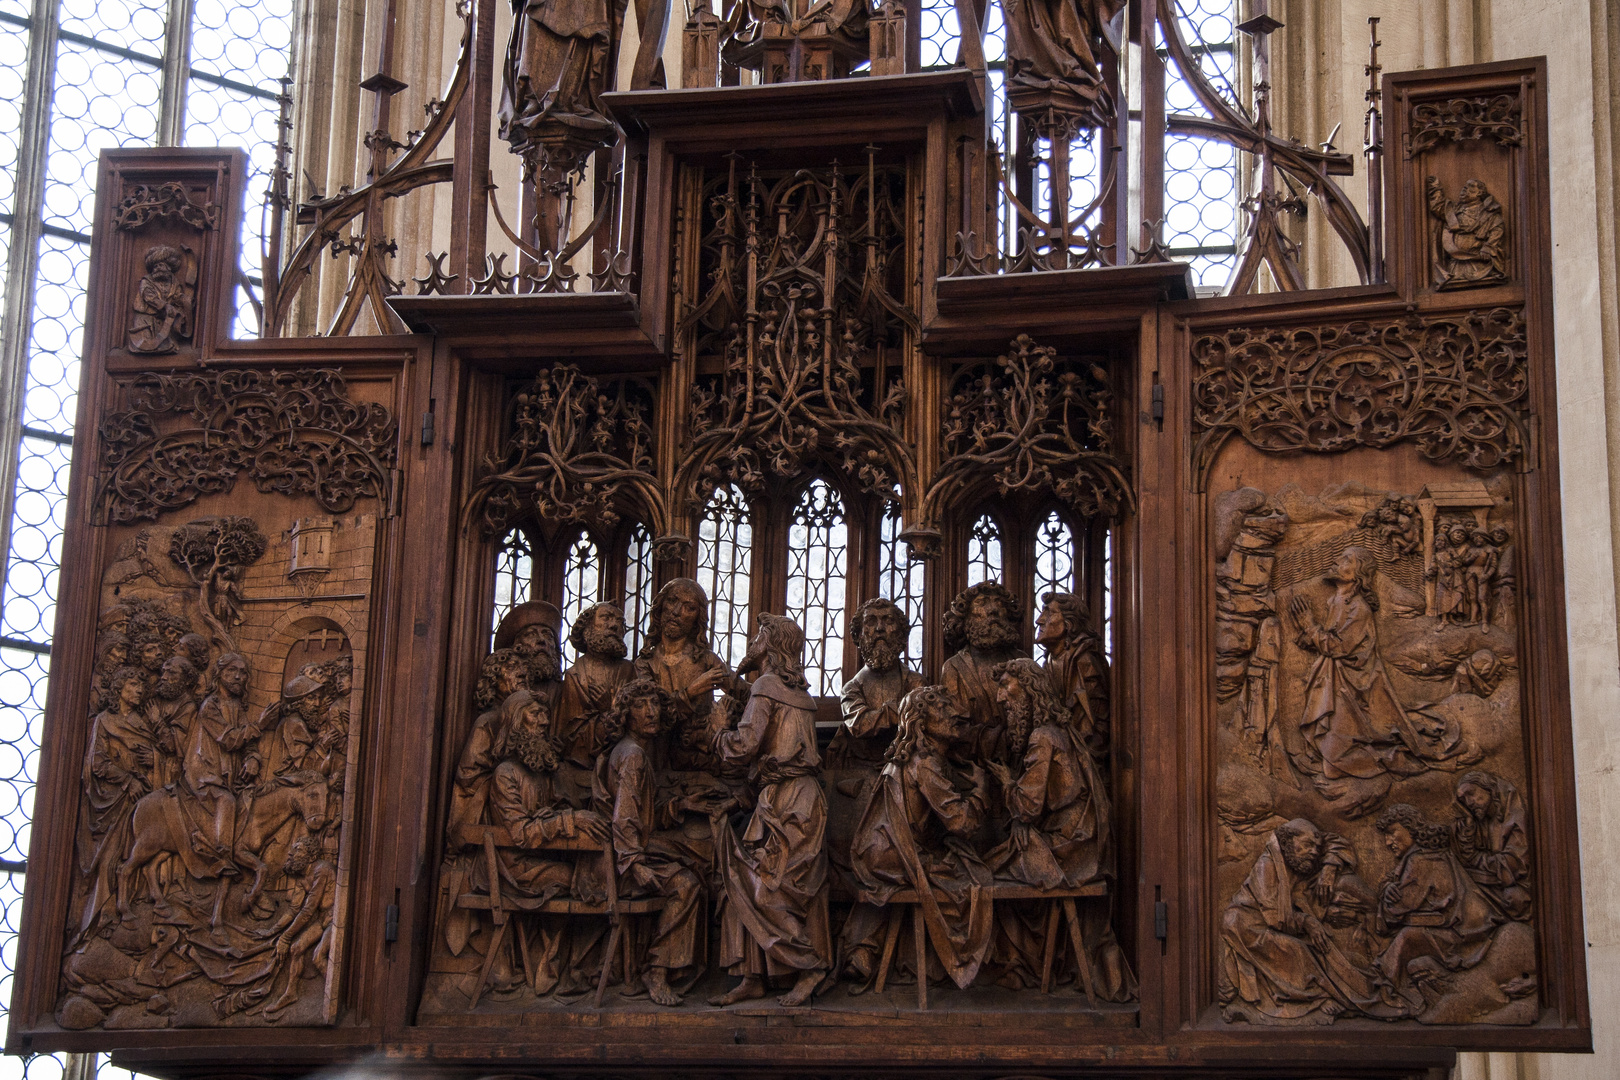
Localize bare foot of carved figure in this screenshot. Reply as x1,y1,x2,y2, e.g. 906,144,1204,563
646,967,682,1007
708,976,765,1006
777,969,823,1007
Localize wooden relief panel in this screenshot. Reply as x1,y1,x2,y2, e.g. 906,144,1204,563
56,368,396,1030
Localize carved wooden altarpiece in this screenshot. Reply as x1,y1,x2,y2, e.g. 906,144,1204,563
1,11,1590,1080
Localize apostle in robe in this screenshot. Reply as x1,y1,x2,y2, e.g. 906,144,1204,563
555,602,636,802
940,582,1026,763
634,578,742,773
74,666,158,943
1219,818,1395,1024
146,655,198,790
828,597,923,769
1372,803,1503,1012
846,685,994,989
1035,591,1109,760
498,0,617,162
709,614,831,1008
1002,0,1125,108
1426,177,1508,288
495,601,566,714
1287,547,1478,817
446,648,532,848
1453,771,1532,920
594,677,709,1006
184,653,259,866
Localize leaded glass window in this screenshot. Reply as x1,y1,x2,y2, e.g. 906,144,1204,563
623,521,654,657
967,513,1003,586
785,480,848,697
879,503,924,662
491,527,533,646
697,485,753,671
1033,511,1077,599
1102,525,1114,661
1163,0,1241,289
559,533,602,664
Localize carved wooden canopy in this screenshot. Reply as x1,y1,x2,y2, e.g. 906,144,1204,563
0,13,1588,1080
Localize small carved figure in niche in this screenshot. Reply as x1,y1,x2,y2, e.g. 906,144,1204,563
709,614,831,1008
1426,177,1508,289
941,582,1027,763
488,688,610,897
127,245,195,354
1427,524,1468,626
257,836,337,1020
73,666,158,945
593,678,711,1006
1465,529,1499,628
827,597,923,768
498,0,617,168
1035,591,1109,760
1453,771,1532,920
1002,0,1125,122
1372,803,1502,1014
146,655,199,789
1287,548,1479,817
1490,526,1516,622
845,684,994,990
555,602,636,802
1360,497,1422,557
634,577,740,772
1218,818,1393,1025
446,648,531,849
495,600,565,712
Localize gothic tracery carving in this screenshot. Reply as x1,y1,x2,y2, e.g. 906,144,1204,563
465,366,662,537
97,369,398,524
115,182,221,231
1191,310,1531,484
1406,94,1524,158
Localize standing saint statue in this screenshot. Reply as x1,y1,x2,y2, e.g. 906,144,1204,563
1001,0,1125,122
1425,177,1508,289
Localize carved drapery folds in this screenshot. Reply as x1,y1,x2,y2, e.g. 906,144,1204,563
464,365,662,536
97,370,397,525
1191,309,1530,485
923,334,1129,527
1406,94,1524,159
676,160,916,510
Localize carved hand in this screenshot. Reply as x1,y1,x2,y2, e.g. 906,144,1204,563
573,810,611,844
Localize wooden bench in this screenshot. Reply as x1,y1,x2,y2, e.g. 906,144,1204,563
454,824,666,1007
863,880,1108,1009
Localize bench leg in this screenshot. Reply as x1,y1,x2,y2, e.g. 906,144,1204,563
1039,901,1061,994
472,917,509,1009
595,920,624,1009
1061,897,1097,1006
913,906,928,1011
873,905,904,994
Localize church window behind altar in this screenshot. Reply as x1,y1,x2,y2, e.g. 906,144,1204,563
785,480,849,697
558,534,602,664
697,485,754,670
622,522,655,655
1161,0,1241,288
490,528,533,647
1034,512,1079,598
967,514,1004,586
880,504,925,662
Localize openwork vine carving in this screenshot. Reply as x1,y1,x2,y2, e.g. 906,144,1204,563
114,182,220,231
465,365,662,536
97,369,397,524
677,157,916,509
1191,308,1530,484
923,334,1130,526
1407,94,1524,158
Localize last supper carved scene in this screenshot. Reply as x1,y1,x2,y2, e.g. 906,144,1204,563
0,2,1591,1078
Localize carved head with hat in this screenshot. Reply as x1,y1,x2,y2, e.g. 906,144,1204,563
494,600,563,682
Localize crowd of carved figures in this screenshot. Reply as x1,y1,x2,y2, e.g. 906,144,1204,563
428,578,1131,1009
59,513,357,1029
1214,481,1536,1027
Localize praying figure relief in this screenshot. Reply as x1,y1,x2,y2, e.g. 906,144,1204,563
1213,480,1537,1027
1425,177,1508,289
61,512,372,1030
127,245,195,354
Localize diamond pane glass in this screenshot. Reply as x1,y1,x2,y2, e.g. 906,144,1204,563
879,504,924,663
623,522,654,657
491,528,533,647
1033,511,1076,600
784,480,847,697
696,485,753,671
559,533,601,665
967,514,1003,587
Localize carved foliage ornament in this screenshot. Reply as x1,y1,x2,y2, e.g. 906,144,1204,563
1191,309,1530,483
97,369,397,524
924,334,1130,523
678,162,916,508
1407,94,1524,159
465,365,662,536
115,181,220,231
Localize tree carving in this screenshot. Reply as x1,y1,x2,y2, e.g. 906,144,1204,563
168,517,269,651
97,369,397,524
923,335,1130,528
464,366,662,537
114,181,220,231
677,160,916,510
1190,309,1530,485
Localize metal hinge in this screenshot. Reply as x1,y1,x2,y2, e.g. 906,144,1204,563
384,902,399,944
1151,381,1165,427
1154,900,1169,940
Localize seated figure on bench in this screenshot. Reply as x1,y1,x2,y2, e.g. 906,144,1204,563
844,684,995,990
595,677,718,1006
